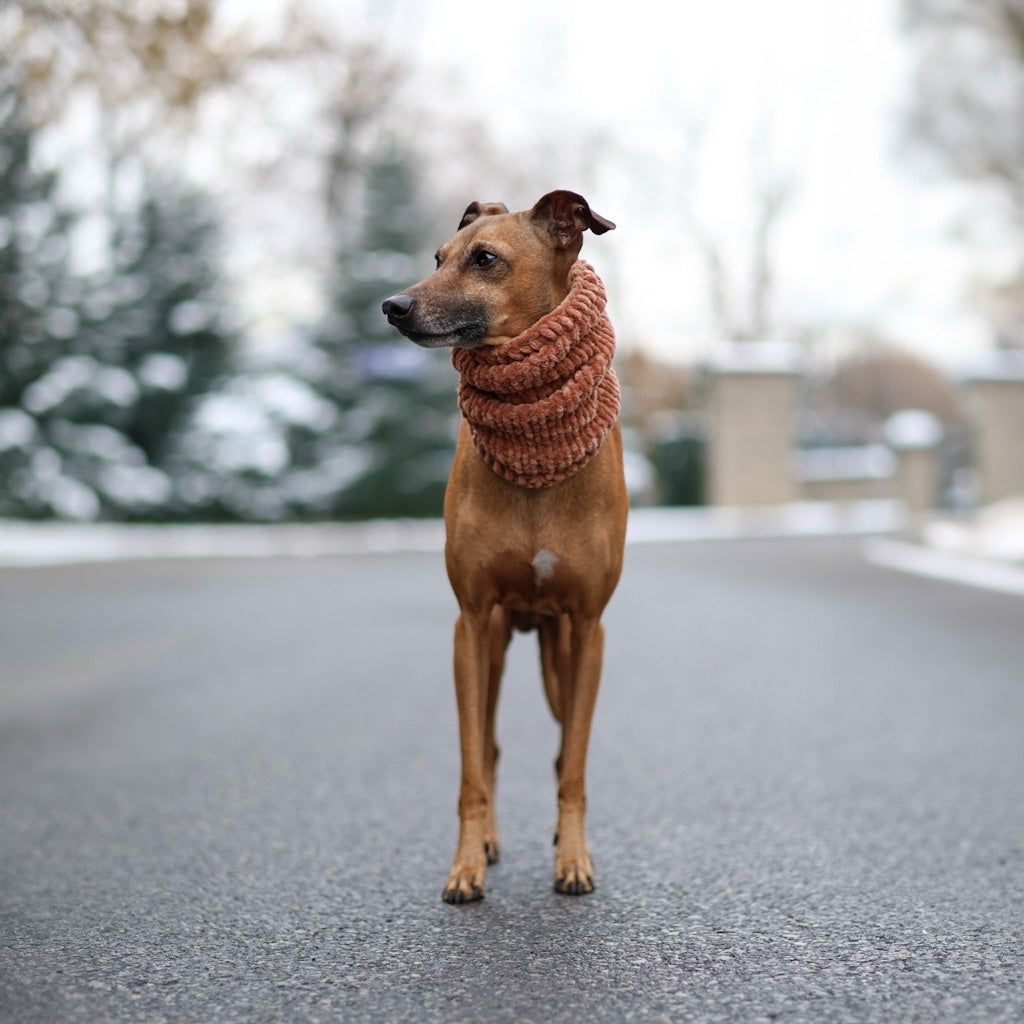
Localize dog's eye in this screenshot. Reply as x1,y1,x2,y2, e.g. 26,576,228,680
472,249,498,269
434,250,442,269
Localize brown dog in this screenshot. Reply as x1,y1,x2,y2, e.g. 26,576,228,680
382,190,627,902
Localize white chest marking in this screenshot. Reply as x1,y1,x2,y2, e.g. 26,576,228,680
532,549,559,586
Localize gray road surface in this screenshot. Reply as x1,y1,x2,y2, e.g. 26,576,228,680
1,537,1022,1023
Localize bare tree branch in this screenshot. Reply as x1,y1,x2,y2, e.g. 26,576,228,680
902,0,1024,216
902,0,1024,346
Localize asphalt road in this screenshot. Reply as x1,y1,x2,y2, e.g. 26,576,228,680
1,537,1022,1024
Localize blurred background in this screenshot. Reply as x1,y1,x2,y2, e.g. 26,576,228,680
1,0,1021,525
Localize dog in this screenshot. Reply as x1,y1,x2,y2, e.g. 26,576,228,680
382,190,627,902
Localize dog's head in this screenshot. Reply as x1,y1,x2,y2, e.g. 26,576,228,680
381,190,615,349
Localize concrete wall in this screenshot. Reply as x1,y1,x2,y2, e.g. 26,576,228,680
963,374,1024,504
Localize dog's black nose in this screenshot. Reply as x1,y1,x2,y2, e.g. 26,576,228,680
382,294,415,323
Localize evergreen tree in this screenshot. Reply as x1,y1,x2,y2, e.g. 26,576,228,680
122,143,454,524
0,80,69,405
0,76,91,518
83,177,234,467
51,174,236,520
0,73,235,520
313,143,457,519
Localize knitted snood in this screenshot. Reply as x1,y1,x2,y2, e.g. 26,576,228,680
451,260,620,489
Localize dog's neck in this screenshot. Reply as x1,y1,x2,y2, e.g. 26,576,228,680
451,260,620,489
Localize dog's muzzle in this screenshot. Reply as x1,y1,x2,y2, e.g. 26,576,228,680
381,293,488,348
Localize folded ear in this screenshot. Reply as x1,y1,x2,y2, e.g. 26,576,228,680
529,190,616,249
458,201,509,231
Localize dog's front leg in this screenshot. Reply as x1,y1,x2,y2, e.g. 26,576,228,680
444,609,493,903
553,617,604,895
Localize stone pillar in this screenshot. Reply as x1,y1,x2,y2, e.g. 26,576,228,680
706,343,800,506
962,356,1024,505
884,410,943,516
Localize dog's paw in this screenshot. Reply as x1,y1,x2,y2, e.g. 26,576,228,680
484,837,501,865
442,863,486,904
553,851,595,896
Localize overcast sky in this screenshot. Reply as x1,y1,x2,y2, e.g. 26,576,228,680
244,0,1008,370
388,0,1007,367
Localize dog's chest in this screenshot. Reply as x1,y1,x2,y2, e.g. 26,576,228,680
484,546,582,617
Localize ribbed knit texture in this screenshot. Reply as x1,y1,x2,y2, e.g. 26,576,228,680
452,260,619,488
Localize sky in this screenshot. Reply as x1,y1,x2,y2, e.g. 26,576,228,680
224,0,1007,370
358,0,1005,368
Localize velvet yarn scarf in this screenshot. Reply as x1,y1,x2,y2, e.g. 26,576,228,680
451,260,619,489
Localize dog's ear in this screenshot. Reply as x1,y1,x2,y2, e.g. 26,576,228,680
530,190,616,249
458,201,509,231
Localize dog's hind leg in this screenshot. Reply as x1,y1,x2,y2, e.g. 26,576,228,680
552,616,604,895
483,605,511,865
540,612,598,892
538,613,572,727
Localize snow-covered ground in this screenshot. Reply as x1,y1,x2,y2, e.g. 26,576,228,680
2,498,1022,597
0,517,446,568
865,496,1024,598
0,501,905,568
922,497,1024,564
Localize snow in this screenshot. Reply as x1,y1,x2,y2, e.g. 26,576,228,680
194,391,270,436
21,355,139,413
863,538,1024,597
0,408,37,450
795,444,897,483
169,298,213,335
199,424,289,476
923,498,1024,563
4,499,1023,603
884,409,943,450
21,358,91,413
863,495,1024,596
53,422,144,464
97,463,173,508
44,306,79,339
0,517,445,567
138,353,188,391
186,373,343,479
37,475,101,522
195,373,337,436
0,501,907,568
277,448,373,503
247,373,337,431
626,501,907,544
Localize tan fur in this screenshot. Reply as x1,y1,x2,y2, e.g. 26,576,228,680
382,191,626,901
